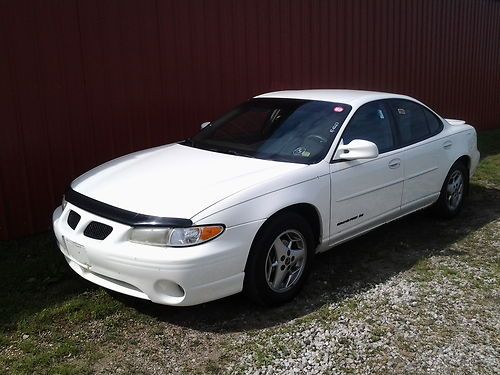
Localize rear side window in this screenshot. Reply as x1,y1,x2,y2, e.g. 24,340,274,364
388,99,442,145
341,101,395,153
424,109,443,134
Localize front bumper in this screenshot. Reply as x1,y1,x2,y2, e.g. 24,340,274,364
53,203,264,306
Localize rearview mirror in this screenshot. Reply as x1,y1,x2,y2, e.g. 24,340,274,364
200,122,210,130
337,139,379,160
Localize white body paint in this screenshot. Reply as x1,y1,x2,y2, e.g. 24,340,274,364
53,90,480,305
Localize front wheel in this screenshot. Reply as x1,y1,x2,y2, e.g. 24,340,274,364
432,162,469,218
244,212,315,306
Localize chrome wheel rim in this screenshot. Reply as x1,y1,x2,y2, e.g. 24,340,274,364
446,170,464,211
265,230,307,293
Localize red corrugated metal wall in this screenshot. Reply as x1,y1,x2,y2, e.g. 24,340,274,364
0,0,499,239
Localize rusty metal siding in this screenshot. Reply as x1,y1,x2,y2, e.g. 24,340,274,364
0,0,499,239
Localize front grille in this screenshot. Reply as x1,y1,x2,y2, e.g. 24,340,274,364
83,221,113,240
67,210,81,230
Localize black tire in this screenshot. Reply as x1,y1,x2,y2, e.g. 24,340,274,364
432,161,469,219
244,212,315,306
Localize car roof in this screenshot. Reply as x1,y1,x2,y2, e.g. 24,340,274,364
255,89,414,107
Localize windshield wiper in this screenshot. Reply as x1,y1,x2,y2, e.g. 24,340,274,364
185,140,255,158
200,146,255,158
223,149,255,158
222,148,261,158
181,138,194,146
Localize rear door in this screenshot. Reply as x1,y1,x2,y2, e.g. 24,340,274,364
329,100,404,241
387,99,448,210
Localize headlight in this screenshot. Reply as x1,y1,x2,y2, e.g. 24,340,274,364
62,195,67,211
129,225,224,247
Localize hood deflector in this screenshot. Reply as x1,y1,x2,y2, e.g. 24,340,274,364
65,187,193,228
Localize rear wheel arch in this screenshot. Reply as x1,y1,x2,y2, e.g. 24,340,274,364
432,159,469,218
455,155,471,171
452,155,471,194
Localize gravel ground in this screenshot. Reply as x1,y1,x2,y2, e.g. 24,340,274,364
229,198,500,374
235,253,499,374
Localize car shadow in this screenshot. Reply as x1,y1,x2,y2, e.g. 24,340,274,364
122,183,500,333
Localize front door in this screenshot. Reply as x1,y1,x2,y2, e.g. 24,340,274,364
329,100,404,243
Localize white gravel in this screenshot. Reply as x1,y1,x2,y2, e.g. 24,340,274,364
232,220,500,375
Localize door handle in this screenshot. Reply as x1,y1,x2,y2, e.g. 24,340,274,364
443,140,453,150
388,158,401,169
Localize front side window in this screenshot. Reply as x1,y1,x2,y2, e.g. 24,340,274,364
341,101,395,153
185,98,352,164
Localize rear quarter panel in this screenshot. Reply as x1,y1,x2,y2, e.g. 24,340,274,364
442,122,480,176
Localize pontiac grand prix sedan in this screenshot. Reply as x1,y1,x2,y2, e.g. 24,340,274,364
53,90,480,306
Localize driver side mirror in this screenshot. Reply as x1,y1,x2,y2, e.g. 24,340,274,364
337,139,379,161
200,121,210,130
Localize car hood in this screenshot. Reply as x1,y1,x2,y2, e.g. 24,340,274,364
71,143,305,219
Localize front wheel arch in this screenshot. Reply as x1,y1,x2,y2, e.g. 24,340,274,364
241,203,322,279
257,203,322,247
243,210,316,306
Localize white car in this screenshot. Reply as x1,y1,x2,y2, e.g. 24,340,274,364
53,90,480,306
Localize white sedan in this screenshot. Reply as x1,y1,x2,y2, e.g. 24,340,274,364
53,90,480,306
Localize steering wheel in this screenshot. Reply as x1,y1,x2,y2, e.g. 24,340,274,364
305,134,327,144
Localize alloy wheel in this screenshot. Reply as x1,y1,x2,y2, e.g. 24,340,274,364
446,170,464,211
264,230,307,293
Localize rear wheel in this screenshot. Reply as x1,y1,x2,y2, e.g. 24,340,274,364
432,161,468,218
244,212,315,306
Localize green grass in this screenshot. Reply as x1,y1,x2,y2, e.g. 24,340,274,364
473,154,500,187
0,128,499,374
473,129,500,187
0,234,144,374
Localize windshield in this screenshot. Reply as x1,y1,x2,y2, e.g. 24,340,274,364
183,98,352,164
